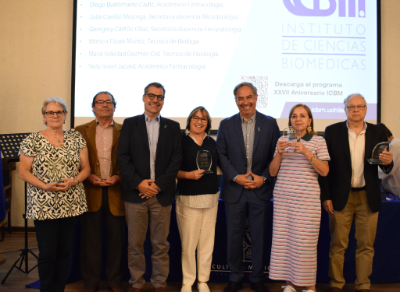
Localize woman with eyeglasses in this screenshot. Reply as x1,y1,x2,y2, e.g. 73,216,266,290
176,106,219,292
19,97,90,292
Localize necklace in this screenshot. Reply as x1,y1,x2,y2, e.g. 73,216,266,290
54,134,63,147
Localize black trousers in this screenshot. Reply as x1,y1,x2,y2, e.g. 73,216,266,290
34,216,79,292
80,187,125,288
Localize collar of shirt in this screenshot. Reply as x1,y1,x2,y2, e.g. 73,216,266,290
298,132,313,142
185,129,207,145
96,119,114,127
145,113,160,123
346,120,367,135
240,113,256,123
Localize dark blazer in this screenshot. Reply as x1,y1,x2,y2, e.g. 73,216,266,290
75,120,124,216
117,114,182,206
319,121,393,213
216,111,280,203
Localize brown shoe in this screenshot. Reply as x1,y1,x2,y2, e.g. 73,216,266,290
329,288,342,292
153,287,166,292
108,286,124,292
127,288,143,292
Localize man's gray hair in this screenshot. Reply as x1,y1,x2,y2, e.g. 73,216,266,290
41,97,69,115
233,82,258,99
343,93,367,107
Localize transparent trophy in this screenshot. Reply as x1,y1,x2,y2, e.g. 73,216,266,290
96,157,112,180
367,142,390,165
196,149,213,174
282,126,300,152
48,160,66,183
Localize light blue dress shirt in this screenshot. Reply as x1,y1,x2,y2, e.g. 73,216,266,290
145,113,160,180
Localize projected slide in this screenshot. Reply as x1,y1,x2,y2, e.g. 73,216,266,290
73,0,378,129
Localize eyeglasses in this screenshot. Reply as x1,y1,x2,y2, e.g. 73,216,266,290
346,105,366,111
145,93,165,101
95,100,114,105
192,117,207,123
45,111,65,117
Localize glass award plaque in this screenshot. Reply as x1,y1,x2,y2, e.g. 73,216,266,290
367,141,390,165
96,158,112,180
282,126,299,152
48,160,66,183
196,149,213,174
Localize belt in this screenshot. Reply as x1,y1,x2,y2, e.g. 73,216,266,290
351,186,366,192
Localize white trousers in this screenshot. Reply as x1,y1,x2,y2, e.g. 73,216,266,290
176,200,218,285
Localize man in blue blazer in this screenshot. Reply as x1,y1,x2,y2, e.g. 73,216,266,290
217,82,280,292
118,82,182,292
320,94,393,292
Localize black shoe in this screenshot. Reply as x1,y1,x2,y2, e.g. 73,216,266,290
250,281,268,292
224,281,243,292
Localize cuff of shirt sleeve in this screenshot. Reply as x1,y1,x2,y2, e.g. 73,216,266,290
232,175,238,182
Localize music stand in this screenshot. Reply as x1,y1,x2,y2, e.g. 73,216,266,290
0,133,38,284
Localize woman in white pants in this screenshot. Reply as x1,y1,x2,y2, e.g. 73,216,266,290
176,106,219,292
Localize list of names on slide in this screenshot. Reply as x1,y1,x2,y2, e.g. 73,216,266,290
77,1,245,72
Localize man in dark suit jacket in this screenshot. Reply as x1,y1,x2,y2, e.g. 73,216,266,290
76,91,125,292
117,82,182,292
217,82,280,292
320,94,393,292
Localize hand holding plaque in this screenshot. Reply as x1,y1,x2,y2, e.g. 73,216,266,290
282,126,301,152
48,162,66,183
196,149,213,174
367,142,390,165
96,157,112,180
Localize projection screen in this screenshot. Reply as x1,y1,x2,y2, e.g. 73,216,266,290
71,0,380,131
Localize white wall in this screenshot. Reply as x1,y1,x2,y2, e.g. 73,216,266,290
380,1,400,131
1,0,399,227
1,1,73,227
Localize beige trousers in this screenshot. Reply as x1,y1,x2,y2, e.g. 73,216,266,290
125,198,172,289
328,190,379,290
176,200,218,286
